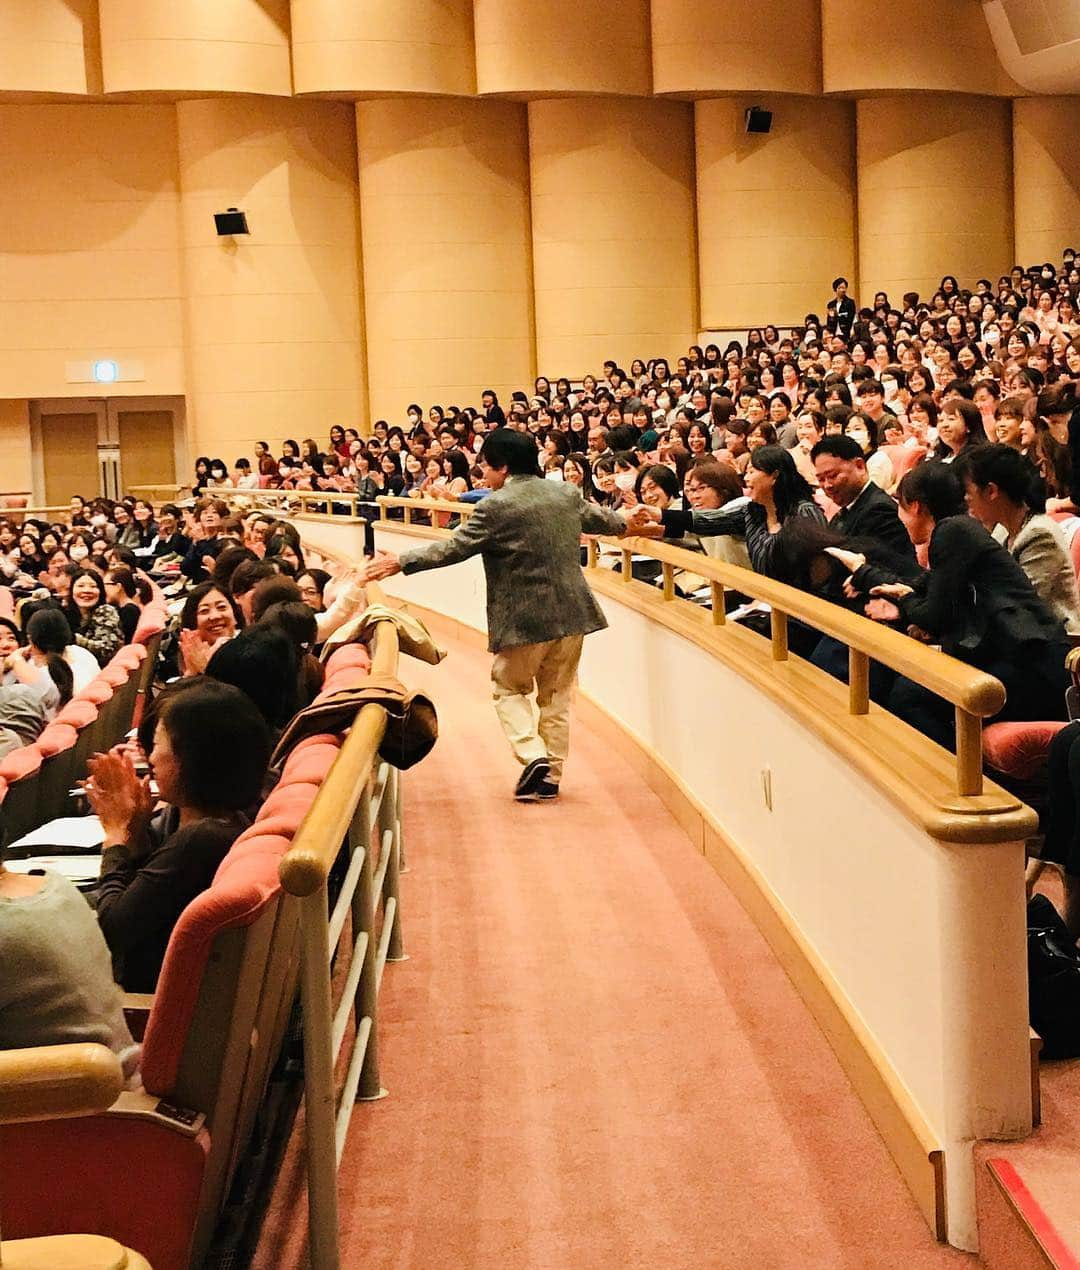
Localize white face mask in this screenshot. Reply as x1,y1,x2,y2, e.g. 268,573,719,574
985,330,1000,345
545,470,564,481
614,471,637,492
90,514,107,528
69,545,89,561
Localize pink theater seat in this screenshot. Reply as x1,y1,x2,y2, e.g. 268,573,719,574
0,588,13,620
880,444,926,484
113,645,146,672
133,604,167,645
0,745,41,786
0,719,348,1270
76,679,113,707
33,722,78,759
982,720,1068,782
1071,530,1080,582
55,699,98,730
99,663,130,690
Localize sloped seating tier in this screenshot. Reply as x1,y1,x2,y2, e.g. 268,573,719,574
0,574,387,1268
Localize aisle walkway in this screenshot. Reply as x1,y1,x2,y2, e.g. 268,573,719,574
255,630,967,1269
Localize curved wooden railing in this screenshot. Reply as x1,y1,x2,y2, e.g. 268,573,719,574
276,572,411,1270
372,494,1012,804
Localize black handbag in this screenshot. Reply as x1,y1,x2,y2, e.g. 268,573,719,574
1028,893,1080,1059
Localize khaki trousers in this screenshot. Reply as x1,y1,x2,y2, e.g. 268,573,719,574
490,634,584,783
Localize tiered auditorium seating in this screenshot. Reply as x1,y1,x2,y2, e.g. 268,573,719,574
0,643,376,1268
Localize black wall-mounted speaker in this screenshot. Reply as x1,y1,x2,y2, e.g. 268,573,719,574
744,107,773,134
214,208,249,236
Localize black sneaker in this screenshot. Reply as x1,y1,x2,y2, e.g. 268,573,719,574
534,780,559,801
514,757,551,800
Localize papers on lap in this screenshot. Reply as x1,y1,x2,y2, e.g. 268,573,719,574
4,853,103,882
7,816,104,854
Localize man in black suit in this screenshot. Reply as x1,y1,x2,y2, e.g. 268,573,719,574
812,435,913,560
808,434,915,691
828,276,857,339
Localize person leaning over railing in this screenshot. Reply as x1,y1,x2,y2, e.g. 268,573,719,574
827,462,1069,748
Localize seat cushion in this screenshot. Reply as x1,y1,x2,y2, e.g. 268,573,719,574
982,720,1068,781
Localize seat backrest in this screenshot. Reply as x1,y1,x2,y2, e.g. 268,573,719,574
0,746,42,845
881,444,925,483
133,604,167,646
32,724,80,824
139,728,344,1264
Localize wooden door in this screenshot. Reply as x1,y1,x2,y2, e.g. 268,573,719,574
116,409,176,493
40,412,102,506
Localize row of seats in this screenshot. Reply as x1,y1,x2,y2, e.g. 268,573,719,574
0,599,168,847
0,641,377,1269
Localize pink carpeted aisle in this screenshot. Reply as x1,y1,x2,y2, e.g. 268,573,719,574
254,631,968,1269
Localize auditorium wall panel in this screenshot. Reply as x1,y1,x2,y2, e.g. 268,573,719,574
0,400,32,494
291,0,476,97
821,0,1019,96
473,0,651,96
357,98,534,421
856,96,1015,304
695,96,856,328
0,104,185,400
0,0,101,94
177,97,366,456
99,0,292,96
1012,97,1080,266
651,0,821,97
528,97,697,375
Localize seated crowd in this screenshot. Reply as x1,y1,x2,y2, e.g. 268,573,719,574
4,251,1080,1087
0,494,368,1077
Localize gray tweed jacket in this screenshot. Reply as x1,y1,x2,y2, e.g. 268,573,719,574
399,476,625,652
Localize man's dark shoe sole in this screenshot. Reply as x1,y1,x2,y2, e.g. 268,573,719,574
514,757,551,800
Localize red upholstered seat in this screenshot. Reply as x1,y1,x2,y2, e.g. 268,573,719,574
133,604,167,645
55,699,98,730
1071,530,1080,581
113,645,146,671
0,717,348,1269
881,444,926,483
33,722,78,759
76,679,113,706
982,720,1068,781
99,663,130,689
323,643,373,679
0,589,13,620
0,745,41,785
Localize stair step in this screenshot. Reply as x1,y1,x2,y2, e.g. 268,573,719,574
981,1157,1080,1269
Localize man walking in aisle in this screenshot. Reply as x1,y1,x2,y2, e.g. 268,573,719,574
361,428,628,801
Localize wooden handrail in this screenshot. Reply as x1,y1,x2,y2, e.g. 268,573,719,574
278,587,400,898
371,492,1008,798
0,1043,124,1123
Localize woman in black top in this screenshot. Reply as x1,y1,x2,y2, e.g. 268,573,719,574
86,679,271,992
640,444,826,583
834,463,1068,746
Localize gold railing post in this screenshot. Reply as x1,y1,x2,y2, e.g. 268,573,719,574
661,561,675,601
710,581,725,624
849,649,870,715
770,610,789,661
955,708,984,796
586,538,598,569
352,786,383,1101
403,505,412,526
621,548,632,582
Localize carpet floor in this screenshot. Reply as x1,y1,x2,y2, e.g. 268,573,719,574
252,632,969,1269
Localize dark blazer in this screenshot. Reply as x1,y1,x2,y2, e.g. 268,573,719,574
399,475,624,652
854,515,1065,672
830,480,915,563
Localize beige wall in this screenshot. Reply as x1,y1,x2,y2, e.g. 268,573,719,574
474,0,651,96
856,96,1015,302
529,98,697,376
291,0,476,96
177,97,366,457
357,99,534,422
822,0,1017,95
652,0,820,96
0,401,32,494
1013,97,1080,265
0,0,101,94
99,0,292,96
696,97,856,328
0,105,184,401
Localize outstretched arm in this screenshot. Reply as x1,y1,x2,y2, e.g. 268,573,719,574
362,500,494,583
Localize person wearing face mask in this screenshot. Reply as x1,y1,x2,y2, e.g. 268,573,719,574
611,452,641,505
844,413,894,490
66,533,92,566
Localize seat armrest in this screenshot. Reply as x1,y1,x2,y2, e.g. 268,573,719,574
107,1090,206,1138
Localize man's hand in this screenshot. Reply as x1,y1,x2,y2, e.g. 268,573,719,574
864,597,901,623
625,503,661,532
362,550,402,583
869,582,913,601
